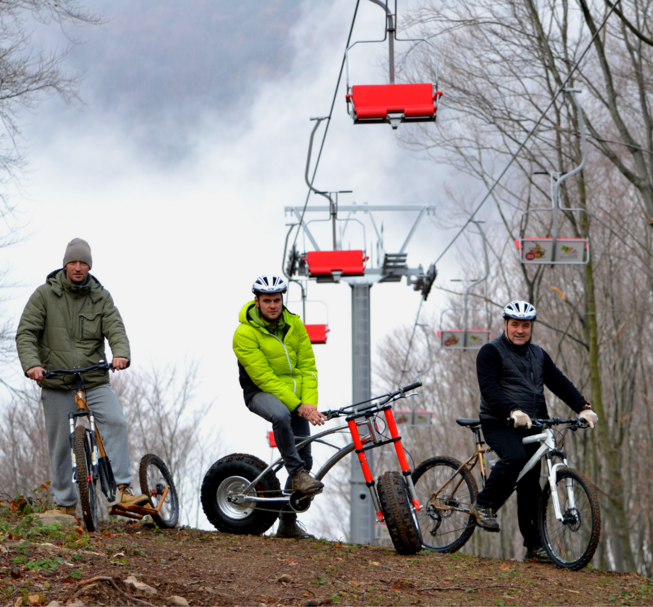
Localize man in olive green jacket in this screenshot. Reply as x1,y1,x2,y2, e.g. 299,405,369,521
16,238,147,515
233,275,326,539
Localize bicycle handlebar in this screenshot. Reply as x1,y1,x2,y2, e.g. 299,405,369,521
530,417,589,429
322,381,423,419
42,361,114,379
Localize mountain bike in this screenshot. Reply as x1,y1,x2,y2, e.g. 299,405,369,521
42,362,180,532
201,382,423,555
412,417,601,570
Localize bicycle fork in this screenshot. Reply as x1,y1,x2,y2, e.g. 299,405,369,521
545,453,577,522
347,407,421,523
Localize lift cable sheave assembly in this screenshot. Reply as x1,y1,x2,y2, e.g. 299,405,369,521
438,221,491,350
517,90,591,265
345,0,442,129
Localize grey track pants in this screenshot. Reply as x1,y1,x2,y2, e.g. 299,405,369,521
41,384,132,507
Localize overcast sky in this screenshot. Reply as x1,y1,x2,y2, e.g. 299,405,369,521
4,0,481,533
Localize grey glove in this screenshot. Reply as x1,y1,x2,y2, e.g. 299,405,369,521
579,409,598,429
510,410,532,429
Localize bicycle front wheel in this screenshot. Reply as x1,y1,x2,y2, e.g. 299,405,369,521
412,456,478,553
538,468,601,570
74,425,98,532
139,454,180,529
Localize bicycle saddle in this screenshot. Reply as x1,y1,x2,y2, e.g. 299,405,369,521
456,418,481,429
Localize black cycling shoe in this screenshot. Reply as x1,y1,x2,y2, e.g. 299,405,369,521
524,546,552,563
275,519,315,539
470,501,500,532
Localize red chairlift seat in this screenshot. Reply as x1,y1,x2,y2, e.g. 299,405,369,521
305,324,329,345
305,250,366,278
346,84,443,128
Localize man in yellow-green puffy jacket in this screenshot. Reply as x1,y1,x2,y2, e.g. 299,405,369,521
233,275,326,539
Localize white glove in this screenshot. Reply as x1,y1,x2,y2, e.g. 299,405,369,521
579,409,598,428
510,410,532,429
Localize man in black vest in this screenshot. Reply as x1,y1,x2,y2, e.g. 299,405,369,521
470,300,598,562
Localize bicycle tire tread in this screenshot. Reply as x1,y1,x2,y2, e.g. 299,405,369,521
377,471,422,555
74,425,97,532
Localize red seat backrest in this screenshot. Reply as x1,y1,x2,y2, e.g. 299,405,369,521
306,250,365,276
349,84,436,119
305,324,328,344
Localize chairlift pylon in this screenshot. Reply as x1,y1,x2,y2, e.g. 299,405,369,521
516,90,591,265
438,222,491,350
345,0,443,129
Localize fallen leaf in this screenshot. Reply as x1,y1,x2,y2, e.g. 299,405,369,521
500,564,510,571
334,542,342,548
372,561,381,566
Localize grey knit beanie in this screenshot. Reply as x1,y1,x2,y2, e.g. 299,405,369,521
63,238,92,269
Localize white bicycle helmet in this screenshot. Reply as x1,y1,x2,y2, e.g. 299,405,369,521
503,300,537,321
252,275,287,295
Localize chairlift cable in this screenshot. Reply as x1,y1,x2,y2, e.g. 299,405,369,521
431,0,622,268
290,0,362,253
398,296,424,384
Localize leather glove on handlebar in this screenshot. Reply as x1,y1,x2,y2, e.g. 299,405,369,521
579,409,598,428
510,410,532,429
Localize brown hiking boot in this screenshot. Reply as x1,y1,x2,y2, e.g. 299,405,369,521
118,484,149,506
289,468,324,494
276,519,315,539
48,505,76,516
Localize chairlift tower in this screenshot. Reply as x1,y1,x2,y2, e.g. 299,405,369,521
285,202,436,545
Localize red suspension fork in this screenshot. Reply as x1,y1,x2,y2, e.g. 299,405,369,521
384,408,421,510
347,419,385,522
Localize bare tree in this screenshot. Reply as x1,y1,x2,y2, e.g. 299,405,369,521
112,362,221,528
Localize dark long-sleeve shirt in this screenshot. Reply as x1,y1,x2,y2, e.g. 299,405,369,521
476,334,590,420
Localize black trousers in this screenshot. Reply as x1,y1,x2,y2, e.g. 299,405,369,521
475,421,543,549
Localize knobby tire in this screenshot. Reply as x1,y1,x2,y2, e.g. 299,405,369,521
201,453,282,535
139,454,180,528
538,467,601,570
412,456,478,553
74,425,98,532
377,471,422,555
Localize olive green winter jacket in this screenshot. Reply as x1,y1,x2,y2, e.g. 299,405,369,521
16,269,130,390
233,301,318,411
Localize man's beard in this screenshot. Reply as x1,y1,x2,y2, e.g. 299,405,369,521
261,310,281,323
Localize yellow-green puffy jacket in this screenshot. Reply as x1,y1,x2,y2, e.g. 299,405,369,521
233,301,318,411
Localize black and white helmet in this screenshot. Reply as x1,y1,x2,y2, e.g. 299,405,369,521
503,300,537,321
252,275,287,295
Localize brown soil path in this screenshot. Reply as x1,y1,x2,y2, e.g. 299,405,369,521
0,518,650,606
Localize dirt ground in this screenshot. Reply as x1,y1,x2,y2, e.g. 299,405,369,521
0,514,651,607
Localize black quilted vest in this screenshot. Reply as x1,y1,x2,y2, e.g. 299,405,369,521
480,335,548,420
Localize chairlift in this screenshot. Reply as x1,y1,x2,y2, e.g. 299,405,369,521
439,222,491,350
285,277,331,345
345,0,443,129
517,90,590,265
304,300,330,345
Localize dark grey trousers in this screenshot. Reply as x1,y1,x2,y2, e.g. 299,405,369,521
41,384,132,507
246,392,313,522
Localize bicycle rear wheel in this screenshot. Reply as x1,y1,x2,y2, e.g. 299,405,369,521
74,425,98,532
412,456,478,553
538,467,601,570
139,454,180,528
201,453,282,535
